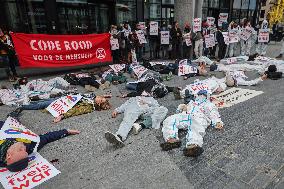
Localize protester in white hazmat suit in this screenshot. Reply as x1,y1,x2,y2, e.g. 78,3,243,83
256,20,269,56
176,77,227,101
161,90,223,157
105,95,168,146
225,70,267,87
243,21,255,56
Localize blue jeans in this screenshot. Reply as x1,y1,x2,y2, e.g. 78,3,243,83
21,98,58,110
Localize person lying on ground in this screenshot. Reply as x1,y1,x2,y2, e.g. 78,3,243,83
8,93,111,122
105,95,168,147
0,119,80,172
173,76,227,103
225,70,267,87
123,77,179,98
160,90,223,157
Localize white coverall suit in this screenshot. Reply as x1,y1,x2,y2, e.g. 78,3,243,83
256,20,269,56
180,77,226,98
228,24,240,58
115,96,168,141
162,96,223,147
228,71,263,86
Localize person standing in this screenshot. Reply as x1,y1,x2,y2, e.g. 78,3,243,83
182,23,193,59
192,29,203,59
147,22,159,60
170,21,182,59
216,22,228,60
228,21,240,57
160,22,169,59
109,25,120,64
256,20,269,56
121,22,132,62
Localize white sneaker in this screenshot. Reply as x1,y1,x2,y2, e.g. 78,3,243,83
105,131,124,146
132,123,142,135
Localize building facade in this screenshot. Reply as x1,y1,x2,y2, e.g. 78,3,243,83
0,0,261,34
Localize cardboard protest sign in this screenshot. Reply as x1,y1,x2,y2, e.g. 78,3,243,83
150,21,158,35
258,29,269,43
149,61,166,66
132,65,148,78
109,64,125,73
0,117,40,147
110,38,119,50
222,32,230,45
101,69,113,80
207,17,215,27
136,30,147,44
139,22,146,30
193,18,202,32
0,153,60,189
46,95,82,117
210,87,263,108
178,65,198,76
184,82,210,95
229,30,239,43
160,31,170,44
226,57,238,64
204,34,215,48
218,13,228,27
185,38,192,46
239,28,252,41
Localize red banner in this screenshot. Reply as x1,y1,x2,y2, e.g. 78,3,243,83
11,33,112,68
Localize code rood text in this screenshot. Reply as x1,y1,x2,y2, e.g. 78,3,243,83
30,40,93,51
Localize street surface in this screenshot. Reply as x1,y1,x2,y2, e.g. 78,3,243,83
0,42,283,189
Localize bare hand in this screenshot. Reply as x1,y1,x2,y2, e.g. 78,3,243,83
215,122,224,130
112,111,118,118
261,74,267,80
67,130,80,135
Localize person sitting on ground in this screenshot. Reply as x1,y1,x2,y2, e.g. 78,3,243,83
225,70,267,87
160,90,223,157
105,95,168,147
0,119,80,172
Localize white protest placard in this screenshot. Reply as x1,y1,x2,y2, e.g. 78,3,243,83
0,153,60,189
204,34,215,48
229,30,239,43
178,65,198,76
207,17,215,27
193,18,202,32
239,28,252,41
101,69,113,80
0,117,40,144
46,95,82,117
139,22,146,30
150,21,158,35
149,61,166,66
218,13,228,27
185,82,210,95
222,32,230,45
210,87,264,108
161,31,170,44
109,64,126,73
136,30,147,44
132,65,148,78
226,57,238,64
110,38,119,50
185,38,192,46
258,29,269,43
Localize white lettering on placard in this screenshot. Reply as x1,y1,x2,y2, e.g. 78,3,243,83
30,40,92,51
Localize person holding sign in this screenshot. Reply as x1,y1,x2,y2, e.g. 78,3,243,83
192,29,203,58
242,20,255,56
170,21,182,59
109,25,120,65
160,22,170,59
228,21,240,57
256,20,270,56
0,118,80,172
182,23,193,59
216,22,228,60
160,90,223,156
147,22,160,59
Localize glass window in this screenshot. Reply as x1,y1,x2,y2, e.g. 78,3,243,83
116,0,137,25
209,0,219,8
